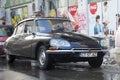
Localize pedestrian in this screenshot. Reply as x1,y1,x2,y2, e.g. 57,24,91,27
103,22,109,36
94,15,102,36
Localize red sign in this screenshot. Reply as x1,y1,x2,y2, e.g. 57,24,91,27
69,6,78,16
90,3,98,15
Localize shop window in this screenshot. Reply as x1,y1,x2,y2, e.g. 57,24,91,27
49,0,57,17
24,20,34,33
11,7,28,26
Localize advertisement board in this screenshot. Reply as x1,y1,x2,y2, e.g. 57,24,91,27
88,0,117,37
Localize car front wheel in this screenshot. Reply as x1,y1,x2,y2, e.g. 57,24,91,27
88,58,103,68
37,46,52,70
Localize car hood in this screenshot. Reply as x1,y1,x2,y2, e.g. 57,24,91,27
0,36,8,42
52,32,101,48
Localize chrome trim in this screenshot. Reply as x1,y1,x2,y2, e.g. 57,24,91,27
46,49,108,53
72,48,101,50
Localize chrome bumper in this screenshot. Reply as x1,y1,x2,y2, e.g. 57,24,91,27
46,49,108,53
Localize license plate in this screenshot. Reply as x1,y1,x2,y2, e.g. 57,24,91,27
79,53,97,57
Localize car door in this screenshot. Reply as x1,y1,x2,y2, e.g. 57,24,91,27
7,22,25,55
7,20,34,58
19,20,34,57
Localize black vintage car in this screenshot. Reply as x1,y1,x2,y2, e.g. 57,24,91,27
4,17,106,70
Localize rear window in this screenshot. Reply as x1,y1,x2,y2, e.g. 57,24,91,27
0,27,14,37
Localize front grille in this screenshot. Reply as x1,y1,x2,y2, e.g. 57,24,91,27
72,48,101,50
72,48,102,53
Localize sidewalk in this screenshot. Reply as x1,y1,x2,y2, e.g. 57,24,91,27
103,48,116,66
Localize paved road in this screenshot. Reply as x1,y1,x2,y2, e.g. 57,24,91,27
0,56,120,80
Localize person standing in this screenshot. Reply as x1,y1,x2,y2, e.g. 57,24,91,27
94,15,102,36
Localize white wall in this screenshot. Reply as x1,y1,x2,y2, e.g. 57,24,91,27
118,0,120,13
0,8,5,19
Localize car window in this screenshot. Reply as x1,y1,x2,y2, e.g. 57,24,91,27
0,28,7,37
24,20,34,33
15,22,25,35
36,20,51,33
4,27,14,36
0,27,14,37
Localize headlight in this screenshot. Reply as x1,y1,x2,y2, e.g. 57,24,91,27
50,38,71,48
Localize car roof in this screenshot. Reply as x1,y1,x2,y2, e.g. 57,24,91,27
19,17,70,23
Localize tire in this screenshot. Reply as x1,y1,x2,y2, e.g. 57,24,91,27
6,54,16,64
37,46,52,70
88,58,103,68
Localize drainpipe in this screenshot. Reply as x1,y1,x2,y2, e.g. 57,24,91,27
86,0,89,36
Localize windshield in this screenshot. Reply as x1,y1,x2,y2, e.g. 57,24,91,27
0,27,13,37
36,19,75,33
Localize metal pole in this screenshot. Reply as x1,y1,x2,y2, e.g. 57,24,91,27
100,0,104,37
86,0,89,36
117,0,119,13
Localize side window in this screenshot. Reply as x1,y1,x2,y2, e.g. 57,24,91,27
15,22,25,35
24,20,34,33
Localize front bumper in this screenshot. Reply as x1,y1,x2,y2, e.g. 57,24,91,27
46,49,108,62
46,48,107,62
46,48,108,54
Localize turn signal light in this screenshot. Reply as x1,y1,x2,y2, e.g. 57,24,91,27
49,47,58,50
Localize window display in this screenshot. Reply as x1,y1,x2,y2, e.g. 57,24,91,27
11,7,28,26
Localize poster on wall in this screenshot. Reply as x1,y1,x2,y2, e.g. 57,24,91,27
57,7,67,17
88,0,117,37
102,0,117,36
76,0,87,34
88,2,102,36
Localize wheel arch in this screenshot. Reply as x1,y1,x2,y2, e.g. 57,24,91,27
35,42,49,59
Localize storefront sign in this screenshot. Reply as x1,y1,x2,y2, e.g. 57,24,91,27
5,0,32,8
69,6,77,16
90,3,98,15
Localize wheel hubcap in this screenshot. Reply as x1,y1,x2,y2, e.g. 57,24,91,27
39,50,46,66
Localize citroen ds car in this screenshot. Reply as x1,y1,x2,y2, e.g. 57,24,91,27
4,17,106,70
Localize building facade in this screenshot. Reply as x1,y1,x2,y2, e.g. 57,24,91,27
4,0,120,37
